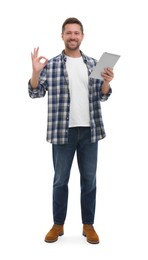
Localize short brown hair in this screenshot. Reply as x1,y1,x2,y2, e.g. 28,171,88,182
62,17,84,34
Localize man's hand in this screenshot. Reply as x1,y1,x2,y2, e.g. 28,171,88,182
30,47,48,88
31,47,48,73
101,67,114,83
101,67,114,94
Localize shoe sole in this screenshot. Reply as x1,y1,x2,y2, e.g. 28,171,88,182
44,232,64,243
83,232,100,244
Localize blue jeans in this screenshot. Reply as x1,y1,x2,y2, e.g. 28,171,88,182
52,127,98,225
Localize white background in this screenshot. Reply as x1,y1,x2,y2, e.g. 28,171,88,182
0,0,148,259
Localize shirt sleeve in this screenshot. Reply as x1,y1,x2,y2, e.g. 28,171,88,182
28,67,48,98
99,84,112,101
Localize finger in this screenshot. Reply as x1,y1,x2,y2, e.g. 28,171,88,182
31,51,36,61
38,57,48,67
102,72,113,78
38,56,48,62
104,67,113,73
43,60,48,66
104,68,114,77
36,47,39,56
101,73,113,81
31,52,35,61
33,47,39,57
33,48,36,56
31,48,40,61
107,68,114,76
107,67,113,71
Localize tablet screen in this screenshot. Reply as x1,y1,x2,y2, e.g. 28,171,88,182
89,52,120,80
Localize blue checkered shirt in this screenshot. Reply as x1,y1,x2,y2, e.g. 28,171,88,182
28,50,112,144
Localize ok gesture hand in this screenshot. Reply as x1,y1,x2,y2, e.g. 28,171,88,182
31,47,48,73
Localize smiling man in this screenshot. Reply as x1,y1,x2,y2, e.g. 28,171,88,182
28,17,114,244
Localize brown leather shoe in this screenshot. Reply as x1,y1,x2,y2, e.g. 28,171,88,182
44,224,64,243
83,224,100,244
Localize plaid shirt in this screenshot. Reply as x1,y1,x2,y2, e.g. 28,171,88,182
28,50,112,144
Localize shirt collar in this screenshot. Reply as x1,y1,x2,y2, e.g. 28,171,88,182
61,50,88,64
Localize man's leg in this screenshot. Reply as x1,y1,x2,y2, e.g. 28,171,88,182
45,128,77,243
52,128,77,224
77,127,98,224
76,127,99,244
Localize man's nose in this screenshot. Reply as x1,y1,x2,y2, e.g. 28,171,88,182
70,33,76,39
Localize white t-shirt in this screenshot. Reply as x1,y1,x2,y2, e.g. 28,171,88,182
66,56,90,127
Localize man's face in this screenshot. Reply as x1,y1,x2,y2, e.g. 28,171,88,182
61,23,84,51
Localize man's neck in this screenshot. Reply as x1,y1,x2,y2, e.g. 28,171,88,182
64,49,81,58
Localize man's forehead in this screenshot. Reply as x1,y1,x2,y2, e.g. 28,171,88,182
64,23,81,31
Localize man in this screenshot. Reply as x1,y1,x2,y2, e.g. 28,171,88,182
28,17,114,244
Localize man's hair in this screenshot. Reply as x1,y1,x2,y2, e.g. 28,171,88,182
62,17,84,34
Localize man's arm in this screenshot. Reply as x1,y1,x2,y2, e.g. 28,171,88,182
30,71,40,89
30,47,48,89
101,67,114,94
101,81,111,95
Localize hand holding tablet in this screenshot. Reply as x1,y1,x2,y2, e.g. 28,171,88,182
89,52,120,80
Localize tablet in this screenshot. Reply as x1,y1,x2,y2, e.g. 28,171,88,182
89,52,120,80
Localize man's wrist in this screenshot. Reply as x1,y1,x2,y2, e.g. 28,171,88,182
101,82,110,94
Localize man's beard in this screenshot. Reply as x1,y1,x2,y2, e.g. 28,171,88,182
65,40,81,51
